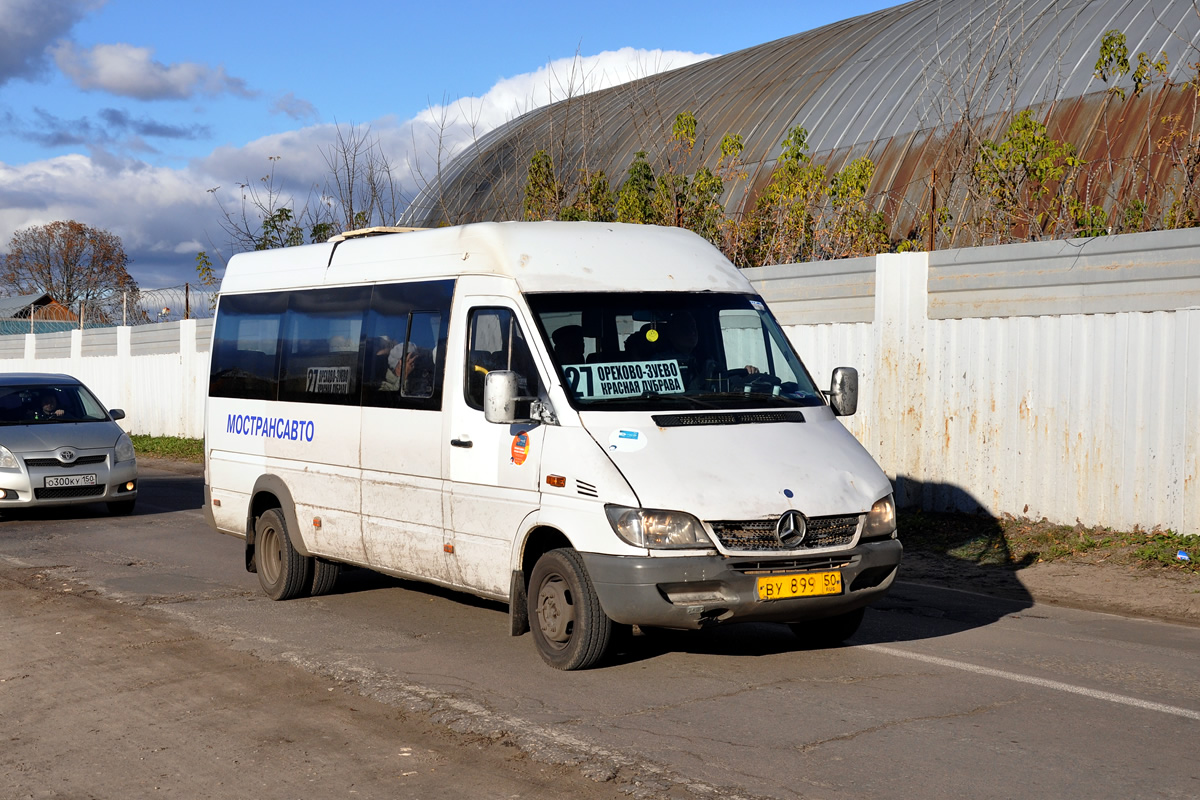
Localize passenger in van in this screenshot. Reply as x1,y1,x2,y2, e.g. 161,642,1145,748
382,343,435,398
551,325,585,366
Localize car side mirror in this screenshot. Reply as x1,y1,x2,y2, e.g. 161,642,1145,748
109,409,126,421
828,367,858,417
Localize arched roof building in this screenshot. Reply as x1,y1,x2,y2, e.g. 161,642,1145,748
403,0,1200,253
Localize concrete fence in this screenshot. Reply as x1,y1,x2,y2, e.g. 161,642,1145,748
0,319,213,439
0,226,1196,534
747,227,1200,536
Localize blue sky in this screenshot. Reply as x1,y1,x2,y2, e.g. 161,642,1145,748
0,0,896,287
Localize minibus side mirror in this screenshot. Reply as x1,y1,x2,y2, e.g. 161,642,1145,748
484,371,524,423
109,409,126,421
827,367,858,417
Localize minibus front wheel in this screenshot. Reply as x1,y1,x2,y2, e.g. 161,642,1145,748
255,508,312,601
528,548,613,670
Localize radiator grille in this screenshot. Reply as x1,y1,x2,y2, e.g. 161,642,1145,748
730,554,858,574
709,514,859,552
34,485,106,500
25,455,107,468
652,411,805,427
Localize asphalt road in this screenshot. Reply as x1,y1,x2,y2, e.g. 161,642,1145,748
2,463,1198,800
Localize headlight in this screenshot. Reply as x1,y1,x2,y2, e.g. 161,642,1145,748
862,493,896,539
0,445,17,470
605,505,713,549
115,433,136,463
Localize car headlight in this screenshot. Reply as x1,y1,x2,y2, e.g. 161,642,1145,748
605,505,713,549
862,493,897,539
0,445,17,470
115,433,136,463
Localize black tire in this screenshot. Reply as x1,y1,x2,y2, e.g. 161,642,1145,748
789,607,866,647
106,498,136,516
255,508,311,601
310,558,341,597
527,548,613,670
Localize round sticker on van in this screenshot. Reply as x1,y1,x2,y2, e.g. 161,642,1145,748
608,428,647,453
511,432,530,465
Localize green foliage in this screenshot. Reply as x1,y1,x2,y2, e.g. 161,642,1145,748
973,110,1084,240
827,156,889,256
256,206,305,250
1070,198,1109,237
671,111,698,150
1094,29,1132,98
1120,198,1148,232
561,170,616,222
615,151,660,225
523,150,562,221
733,125,828,266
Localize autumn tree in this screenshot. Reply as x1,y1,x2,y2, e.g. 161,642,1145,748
2,220,139,324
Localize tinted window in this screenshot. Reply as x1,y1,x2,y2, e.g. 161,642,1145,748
209,292,287,400
278,287,370,405
361,280,454,411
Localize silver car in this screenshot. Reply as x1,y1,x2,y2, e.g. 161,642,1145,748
0,373,138,515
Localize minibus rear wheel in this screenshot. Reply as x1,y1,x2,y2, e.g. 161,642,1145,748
310,558,341,597
255,508,312,601
528,548,612,670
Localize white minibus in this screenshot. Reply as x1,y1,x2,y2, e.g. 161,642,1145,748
203,221,901,669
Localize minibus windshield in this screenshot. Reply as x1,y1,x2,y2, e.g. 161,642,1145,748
528,292,825,412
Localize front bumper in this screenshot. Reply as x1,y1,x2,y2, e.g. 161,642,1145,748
0,457,139,509
582,539,901,630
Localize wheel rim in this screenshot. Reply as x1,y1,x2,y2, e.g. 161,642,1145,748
259,524,281,585
535,573,574,647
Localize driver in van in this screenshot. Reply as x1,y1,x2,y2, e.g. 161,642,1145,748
660,312,762,388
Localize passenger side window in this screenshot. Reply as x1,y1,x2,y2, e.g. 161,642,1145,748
465,308,542,410
361,280,453,411
277,287,369,405
209,291,287,401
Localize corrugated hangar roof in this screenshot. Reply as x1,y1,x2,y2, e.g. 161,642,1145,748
402,0,1200,247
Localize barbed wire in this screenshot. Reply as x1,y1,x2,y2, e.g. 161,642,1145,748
0,284,216,335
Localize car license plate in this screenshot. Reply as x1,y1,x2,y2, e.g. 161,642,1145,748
44,474,97,488
757,571,842,601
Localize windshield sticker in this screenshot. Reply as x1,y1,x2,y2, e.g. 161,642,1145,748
511,432,530,465
608,428,647,453
750,299,765,311
563,360,685,399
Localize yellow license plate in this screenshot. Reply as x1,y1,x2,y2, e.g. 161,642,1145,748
756,571,842,601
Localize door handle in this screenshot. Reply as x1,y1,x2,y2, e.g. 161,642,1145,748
450,438,473,448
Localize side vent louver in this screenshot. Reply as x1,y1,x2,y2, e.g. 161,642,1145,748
576,480,598,498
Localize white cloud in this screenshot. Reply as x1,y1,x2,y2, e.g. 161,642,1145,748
0,47,714,287
0,0,102,85
51,40,254,100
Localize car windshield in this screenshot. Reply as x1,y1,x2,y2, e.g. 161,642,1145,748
527,292,825,411
0,384,110,425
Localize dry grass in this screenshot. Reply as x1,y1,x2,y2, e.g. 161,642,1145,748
900,511,1198,575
